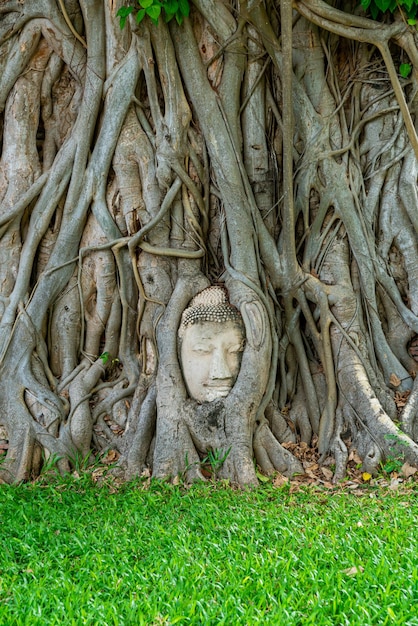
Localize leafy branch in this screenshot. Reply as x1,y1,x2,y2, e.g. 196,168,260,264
361,0,418,20
117,0,190,28
360,0,418,77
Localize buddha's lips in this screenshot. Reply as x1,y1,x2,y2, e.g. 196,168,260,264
204,383,233,390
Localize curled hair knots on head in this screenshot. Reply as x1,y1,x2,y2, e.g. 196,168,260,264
178,286,243,338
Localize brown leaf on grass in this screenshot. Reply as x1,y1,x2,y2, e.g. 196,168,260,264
345,482,360,489
374,478,389,488
92,467,106,481
273,473,289,487
389,477,403,490
344,563,364,573
140,472,151,490
103,449,119,464
321,481,335,490
389,373,401,387
401,462,418,478
303,462,319,470
321,467,333,481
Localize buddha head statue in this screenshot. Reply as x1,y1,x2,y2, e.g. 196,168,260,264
178,286,245,403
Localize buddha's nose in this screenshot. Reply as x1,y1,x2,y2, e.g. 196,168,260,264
209,348,231,380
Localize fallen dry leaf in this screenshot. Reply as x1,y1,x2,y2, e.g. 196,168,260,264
348,449,362,464
304,462,319,470
342,566,364,576
321,467,333,481
389,477,403,490
394,390,410,408
102,449,120,464
321,481,335,489
92,467,106,481
273,473,289,487
389,373,401,387
401,462,418,478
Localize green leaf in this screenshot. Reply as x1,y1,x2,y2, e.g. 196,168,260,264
401,0,414,11
370,3,379,18
408,17,417,24
164,0,179,13
116,6,134,17
136,8,146,23
374,0,392,12
116,5,134,28
406,2,418,19
146,4,161,23
256,470,271,483
361,0,372,9
178,0,190,16
100,352,110,364
175,11,184,24
400,63,412,78
140,0,154,7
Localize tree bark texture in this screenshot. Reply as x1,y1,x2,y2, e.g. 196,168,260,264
1,0,418,485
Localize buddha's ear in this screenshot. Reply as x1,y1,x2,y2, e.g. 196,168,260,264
241,300,266,350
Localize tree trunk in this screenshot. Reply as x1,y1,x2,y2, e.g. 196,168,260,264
1,0,418,485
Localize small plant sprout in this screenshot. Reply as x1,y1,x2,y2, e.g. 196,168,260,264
100,351,110,365
203,447,231,477
399,63,412,78
99,352,120,368
184,447,232,480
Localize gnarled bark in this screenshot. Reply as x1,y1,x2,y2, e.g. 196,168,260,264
1,0,418,485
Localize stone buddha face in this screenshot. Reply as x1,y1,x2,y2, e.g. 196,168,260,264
178,287,245,404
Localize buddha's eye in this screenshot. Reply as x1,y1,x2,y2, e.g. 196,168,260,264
193,346,212,354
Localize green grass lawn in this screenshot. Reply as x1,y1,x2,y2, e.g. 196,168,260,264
1,477,417,625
